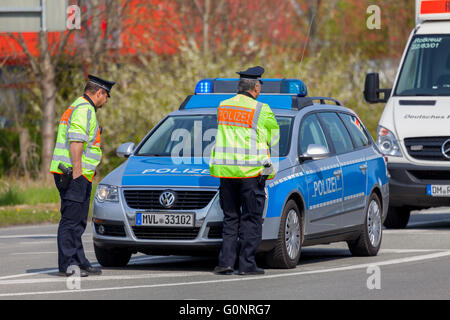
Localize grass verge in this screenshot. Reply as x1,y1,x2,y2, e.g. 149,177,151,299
0,178,98,227
0,204,61,227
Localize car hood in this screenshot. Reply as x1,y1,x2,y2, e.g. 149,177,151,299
120,156,219,188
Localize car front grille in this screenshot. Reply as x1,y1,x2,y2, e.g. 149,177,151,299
123,190,217,210
132,226,200,240
408,170,450,181
404,137,450,161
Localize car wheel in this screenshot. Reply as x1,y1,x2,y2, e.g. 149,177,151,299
265,199,302,269
94,243,132,267
383,206,410,229
348,193,382,256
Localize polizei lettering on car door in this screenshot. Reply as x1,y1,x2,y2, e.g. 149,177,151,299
313,177,339,198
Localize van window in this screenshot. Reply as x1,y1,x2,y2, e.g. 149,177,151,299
340,113,369,148
395,35,450,96
318,112,354,154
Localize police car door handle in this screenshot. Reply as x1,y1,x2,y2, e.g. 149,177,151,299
333,170,342,178
359,164,368,173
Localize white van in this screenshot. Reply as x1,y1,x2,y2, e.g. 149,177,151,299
364,0,450,228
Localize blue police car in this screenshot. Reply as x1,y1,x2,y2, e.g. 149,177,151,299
92,78,389,269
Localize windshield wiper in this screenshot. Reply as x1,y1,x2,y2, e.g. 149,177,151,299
137,153,169,157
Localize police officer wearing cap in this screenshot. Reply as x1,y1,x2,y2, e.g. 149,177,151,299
210,66,280,275
50,75,115,277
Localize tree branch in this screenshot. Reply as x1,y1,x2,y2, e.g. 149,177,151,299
8,33,41,76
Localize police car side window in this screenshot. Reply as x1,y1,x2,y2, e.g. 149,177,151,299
318,112,354,154
299,114,329,154
340,113,369,148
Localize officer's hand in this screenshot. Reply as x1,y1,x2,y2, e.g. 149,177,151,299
73,170,83,180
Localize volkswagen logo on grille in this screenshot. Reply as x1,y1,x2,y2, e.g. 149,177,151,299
442,139,450,159
159,191,176,208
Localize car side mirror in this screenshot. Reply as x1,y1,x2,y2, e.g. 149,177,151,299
116,142,135,158
299,144,330,162
364,73,391,104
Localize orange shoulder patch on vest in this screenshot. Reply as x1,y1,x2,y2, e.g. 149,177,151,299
218,105,255,128
59,106,75,125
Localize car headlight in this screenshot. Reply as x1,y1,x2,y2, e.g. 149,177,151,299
95,184,119,202
377,126,402,157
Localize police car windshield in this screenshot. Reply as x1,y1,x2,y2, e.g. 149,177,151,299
136,115,293,158
395,35,450,96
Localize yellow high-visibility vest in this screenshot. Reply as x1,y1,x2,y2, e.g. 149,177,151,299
49,96,102,181
209,94,280,179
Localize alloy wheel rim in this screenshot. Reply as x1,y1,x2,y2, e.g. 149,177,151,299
285,209,301,260
367,199,382,247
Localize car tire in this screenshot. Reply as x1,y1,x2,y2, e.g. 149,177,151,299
347,193,383,256
94,244,132,267
383,206,410,229
265,200,302,269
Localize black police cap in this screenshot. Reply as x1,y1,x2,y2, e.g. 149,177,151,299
88,74,115,97
236,66,265,83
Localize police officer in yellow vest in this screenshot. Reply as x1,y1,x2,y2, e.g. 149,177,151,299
50,75,114,277
210,66,280,275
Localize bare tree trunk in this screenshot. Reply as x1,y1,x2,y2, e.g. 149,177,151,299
39,31,57,180
202,0,210,58
19,127,30,179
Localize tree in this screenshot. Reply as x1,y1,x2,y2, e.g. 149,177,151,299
8,31,72,179
5,0,132,178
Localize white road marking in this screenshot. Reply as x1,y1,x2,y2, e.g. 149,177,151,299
17,241,56,246
379,249,448,253
0,233,92,239
0,234,56,239
384,229,450,235
0,271,208,285
11,250,95,256
0,255,167,281
1,250,450,298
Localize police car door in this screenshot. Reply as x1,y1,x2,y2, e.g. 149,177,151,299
299,113,344,234
339,112,371,226
317,112,367,228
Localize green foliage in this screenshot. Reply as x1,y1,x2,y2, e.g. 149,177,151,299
0,207,60,227
82,47,393,176
0,129,19,176
0,180,59,206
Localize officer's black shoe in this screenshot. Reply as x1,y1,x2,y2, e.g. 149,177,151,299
81,266,102,275
58,267,89,277
214,266,234,275
237,268,265,276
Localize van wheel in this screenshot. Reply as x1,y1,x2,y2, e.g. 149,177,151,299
383,206,410,229
265,200,302,269
348,193,382,256
94,244,132,267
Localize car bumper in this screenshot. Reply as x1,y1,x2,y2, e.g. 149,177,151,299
92,192,278,255
388,163,450,208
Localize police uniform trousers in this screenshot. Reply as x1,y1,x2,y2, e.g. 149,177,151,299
218,177,266,273
54,174,92,272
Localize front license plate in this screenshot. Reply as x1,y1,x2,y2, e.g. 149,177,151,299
427,185,450,197
136,212,194,227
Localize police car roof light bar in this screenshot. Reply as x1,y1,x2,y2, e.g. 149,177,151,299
194,78,308,96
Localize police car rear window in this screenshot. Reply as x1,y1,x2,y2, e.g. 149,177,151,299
136,115,293,158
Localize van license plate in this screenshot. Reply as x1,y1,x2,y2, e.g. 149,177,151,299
427,185,450,197
136,213,194,227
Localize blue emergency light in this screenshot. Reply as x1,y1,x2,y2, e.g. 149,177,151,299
194,78,307,96
195,79,214,94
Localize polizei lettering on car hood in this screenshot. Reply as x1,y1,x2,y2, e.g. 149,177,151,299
121,156,219,187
